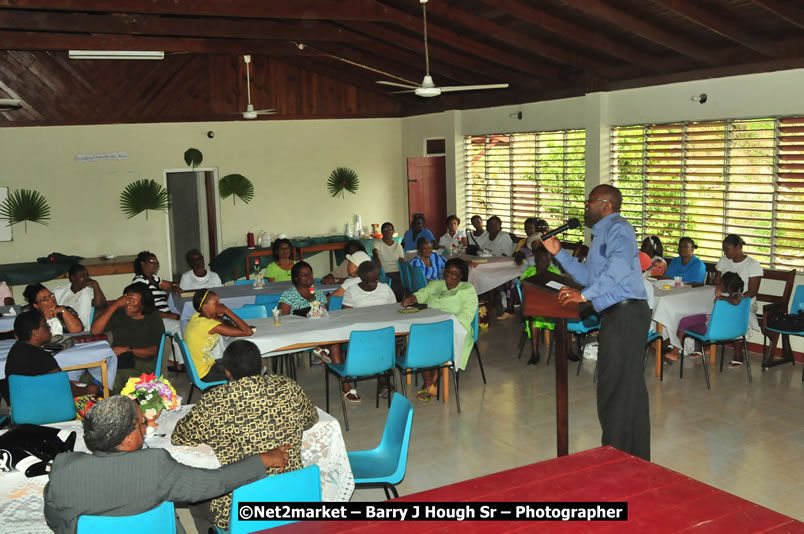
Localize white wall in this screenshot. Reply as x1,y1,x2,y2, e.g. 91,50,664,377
0,118,404,299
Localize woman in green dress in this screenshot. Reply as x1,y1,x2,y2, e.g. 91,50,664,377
521,248,560,365
400,257,478,402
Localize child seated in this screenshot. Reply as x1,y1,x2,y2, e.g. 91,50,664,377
521,248,561,365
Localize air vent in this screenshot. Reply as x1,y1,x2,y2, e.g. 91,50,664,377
425,138,446,155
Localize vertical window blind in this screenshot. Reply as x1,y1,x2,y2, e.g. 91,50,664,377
611,117,804,269
464,130,585,240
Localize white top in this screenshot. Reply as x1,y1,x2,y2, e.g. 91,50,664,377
343,283,396,308
714,254,764,327
468,230,489,250
439,229,466,249
372,239,404,273
339,277,361,293
179,267,223,290
486,232,514,257
52,284,93,328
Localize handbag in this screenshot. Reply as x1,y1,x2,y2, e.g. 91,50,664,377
0,424,77,477
767,311,804,332
42,334,76,354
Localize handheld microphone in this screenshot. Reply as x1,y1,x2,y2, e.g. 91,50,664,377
540,218,580,240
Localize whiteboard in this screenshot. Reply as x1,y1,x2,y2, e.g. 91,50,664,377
0,187,11,242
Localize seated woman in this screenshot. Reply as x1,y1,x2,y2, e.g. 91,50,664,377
665,237,706,284
401,213,436,252
91,284,165,392
183,289,253,382
712,233,763,367
640,236,668,277
467,215,489,253
409,237,447,281
322,240,365,284
486,215,514,257
132,250,183,370
23,283,83,335
666,272,745,362
179,249,222,290
372,222,404,299
264,238,296,282
52,264,107,328
520,248,561,365
400,258,478,402
343,261,396,309
328,250,372,301
1,310,100,404
514,217,549,265
438,215,467,251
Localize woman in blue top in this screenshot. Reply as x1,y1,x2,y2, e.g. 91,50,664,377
401,213,436,251
665,237,706,284
409,237,447,281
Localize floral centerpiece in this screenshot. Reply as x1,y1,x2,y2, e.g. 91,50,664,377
252,258,265,289
120,373,182,426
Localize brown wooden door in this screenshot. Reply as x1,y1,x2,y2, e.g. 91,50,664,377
407,156,447,238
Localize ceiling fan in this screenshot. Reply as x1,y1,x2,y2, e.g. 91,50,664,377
0,98,21,112
376,0,509,98
238,55,276,119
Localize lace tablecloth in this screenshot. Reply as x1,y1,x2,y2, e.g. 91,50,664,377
0,405,353,533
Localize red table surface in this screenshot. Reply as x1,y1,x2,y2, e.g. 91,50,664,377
267,446,803,534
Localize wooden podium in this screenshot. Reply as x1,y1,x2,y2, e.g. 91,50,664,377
522,270,586,457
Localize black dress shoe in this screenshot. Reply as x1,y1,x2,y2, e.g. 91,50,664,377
567,352,580,362
527,352,541,365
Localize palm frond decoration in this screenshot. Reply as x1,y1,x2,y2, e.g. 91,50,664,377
219,174,254,205
184,148,203,168
327,167,359,198
120,179,170,220
0,189,51,232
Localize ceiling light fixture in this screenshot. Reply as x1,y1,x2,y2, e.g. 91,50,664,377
0,98,21,111
68,50,165,60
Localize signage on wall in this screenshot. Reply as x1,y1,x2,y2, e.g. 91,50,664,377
0,187,11,242
74,152,129,162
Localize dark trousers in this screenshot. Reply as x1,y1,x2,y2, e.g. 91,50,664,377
200,361,227,383
597,299,651,461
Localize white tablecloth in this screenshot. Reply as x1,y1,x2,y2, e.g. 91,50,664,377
0,405,353,534
0,340,117,387
652,285,716,348
467,256,526,295
0,306,22,332
239,303,467,367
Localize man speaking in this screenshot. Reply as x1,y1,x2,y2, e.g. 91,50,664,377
542,184,651,461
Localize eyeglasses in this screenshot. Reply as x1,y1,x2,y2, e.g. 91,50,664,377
146,260,160,265
586,197,610,205
36,293,55,304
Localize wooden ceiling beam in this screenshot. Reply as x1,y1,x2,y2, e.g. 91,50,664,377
0,1,392,21
655,0,776,57
421,0,613,75
0,30,309,55
376,2,565,80
0,9,356,41
485,0,664,73
752,0,804,31
342,22,537,87
561,0,723,66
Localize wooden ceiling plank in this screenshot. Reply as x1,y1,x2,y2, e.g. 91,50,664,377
655,0,776,57
422,0,613,74
0,9,356,41
342,21,536,86
0,1,392,21
283,54,408,101
561,0,723,66
376,2,565,80
486,0,664,72
752,0,804,31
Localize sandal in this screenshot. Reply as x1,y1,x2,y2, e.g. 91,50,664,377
312,347,332,364
343,389,361,403
415,389,432,402
688,352,702,360
379,385,394,399
728,360,744,368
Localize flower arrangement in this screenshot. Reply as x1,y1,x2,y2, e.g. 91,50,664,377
120,373,182,421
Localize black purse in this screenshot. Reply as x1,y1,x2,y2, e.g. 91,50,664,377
767,311,804,332
42,334,76,354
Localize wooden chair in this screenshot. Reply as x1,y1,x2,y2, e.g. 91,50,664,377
758,268,797,369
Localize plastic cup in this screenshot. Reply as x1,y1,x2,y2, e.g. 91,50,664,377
674,276,683,288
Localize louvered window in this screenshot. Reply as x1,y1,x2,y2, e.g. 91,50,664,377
611,117,804,269
464,130,585,239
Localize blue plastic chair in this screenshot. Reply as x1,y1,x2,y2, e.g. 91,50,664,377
77,501,175,533
468,309,486,383
397,260,411,292
8,372,76,424
178,338,227,402
219,465,321,534
255,293,281,311
232,305,268,319
233,279,253,286
324,326,396,431
88,306,95,326
409,264,428,293
764,284,804,381
587,328,661,383
329,295,343,311
348,393,413,500
675,298,752,390
571,314,601,376
154,332,172,379
396,319,459,411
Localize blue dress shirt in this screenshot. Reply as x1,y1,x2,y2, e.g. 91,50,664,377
554,213,647,312
665,255,706,284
